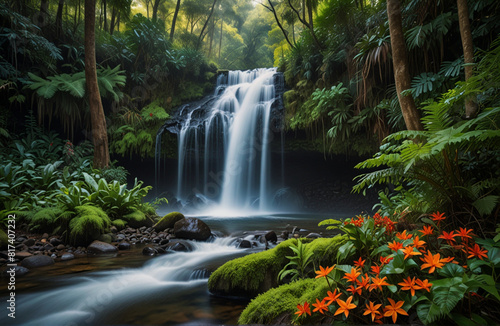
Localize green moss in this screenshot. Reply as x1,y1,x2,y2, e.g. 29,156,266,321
153,211,185,231
0,229,8,250
112,219,127,230
208,235,346,298
238,278,329,325
28,207,62,233
123,210,147,228
69,205,111,246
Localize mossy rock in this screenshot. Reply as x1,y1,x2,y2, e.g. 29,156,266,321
28,207,63,233
70,205,111,246
153,212,185,231
238,277,329,325
123,210,154,228
208,235,346,299
112,219,127,230
0,229,8,250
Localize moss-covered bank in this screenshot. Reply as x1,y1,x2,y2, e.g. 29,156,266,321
208,235,346,298
238,277,330,325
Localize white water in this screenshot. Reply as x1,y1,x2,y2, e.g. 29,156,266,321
174,68,281,212
2,238,241,326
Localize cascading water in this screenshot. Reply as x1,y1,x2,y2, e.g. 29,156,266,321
156,68,284,212
1,238,243,325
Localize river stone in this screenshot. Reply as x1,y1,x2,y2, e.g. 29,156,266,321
21,255,54,268
154,212,185,232
61,253,75,261
15,251,33,259
98,233,113,243
164,240,194,252
264,231,278,243
238,239,252,248
118,242,131,250
49,238,62,246
23,238,36,247
173,217,211,241
56,244,66,250
142,246,156,256
87,240,118,255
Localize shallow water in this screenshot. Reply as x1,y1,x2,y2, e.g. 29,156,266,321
0,213,355,325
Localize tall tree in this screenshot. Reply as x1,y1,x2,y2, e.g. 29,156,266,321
170,0,181,41
152,0,163,21
457,0,478,118
85,0,110,168
56,0,65,38
262,0,295,49
197,0,217,49
386,0,423,131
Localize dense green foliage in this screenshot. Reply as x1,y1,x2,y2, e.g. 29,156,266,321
0,119,157,244
353,36,500,235
272,0,499,156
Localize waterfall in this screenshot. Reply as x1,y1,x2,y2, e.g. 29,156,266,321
156,68,284,212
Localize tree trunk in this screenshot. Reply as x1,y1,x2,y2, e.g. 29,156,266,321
103,0,108,32
457,0,478,118
218,18,223,59
39,0,49,28
170,0,181,42
264,0,295,49
387,0,423,131
197,0,218,50
56,0,65,38
208,18,215,57
85,0,110,169
110,6,116,34
152,0,161,21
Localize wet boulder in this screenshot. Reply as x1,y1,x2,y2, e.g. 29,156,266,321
21,255,54,268
164,240,194,252
173,218,211,241
87,240,118,255
153,212,185,232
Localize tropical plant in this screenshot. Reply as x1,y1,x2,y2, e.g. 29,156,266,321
278,239,315,282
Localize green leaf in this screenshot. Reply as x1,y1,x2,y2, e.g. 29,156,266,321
438,263,465,278
472,195,499,216
417,301,443,324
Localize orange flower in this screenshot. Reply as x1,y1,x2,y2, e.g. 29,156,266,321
398,276,421,296
334,296,357,318
430,211,446,226
324,289,341,305
467,244,488,260
370,264,381,276
315,265,334,279
343,267,361,283
415,278,432,292
438,231,458,245
419,225,434,236
295,301,311,317
456,227,474,241
347,284,363,295
388,241,403,252
396,230,413,240
363,301,382,322
401,245,422,260
312,298,329,314
380,255,393,266
412,235,426,249
369,276,391,292
356,273,371,290
353,257,366,268
420,250,447,273
384,298,408,323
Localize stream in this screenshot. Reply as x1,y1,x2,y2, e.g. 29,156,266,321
0,212,355,325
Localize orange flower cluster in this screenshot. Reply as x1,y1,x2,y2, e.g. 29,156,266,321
294,211,492,324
